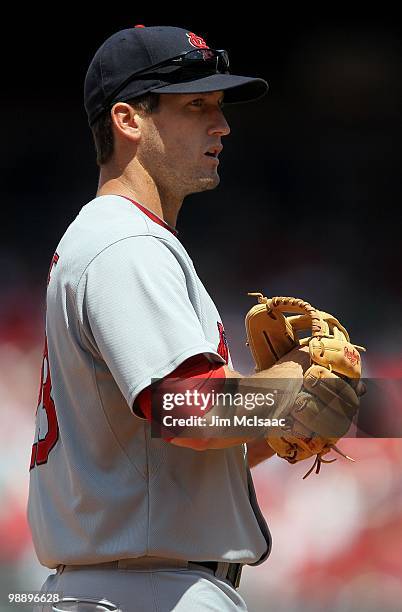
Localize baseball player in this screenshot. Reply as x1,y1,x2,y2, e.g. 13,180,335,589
28,25,312,611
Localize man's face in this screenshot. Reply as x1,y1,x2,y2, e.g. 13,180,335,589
136,91,231,197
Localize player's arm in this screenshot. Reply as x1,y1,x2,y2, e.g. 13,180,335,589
169,347,309,451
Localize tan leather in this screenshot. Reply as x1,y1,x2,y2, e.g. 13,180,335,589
245,293,365,478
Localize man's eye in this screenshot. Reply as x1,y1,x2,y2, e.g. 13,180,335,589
188,98,225,109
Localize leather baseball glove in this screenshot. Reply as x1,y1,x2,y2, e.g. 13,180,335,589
245,293,366,478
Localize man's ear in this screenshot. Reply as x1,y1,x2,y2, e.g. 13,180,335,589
110,103,141,143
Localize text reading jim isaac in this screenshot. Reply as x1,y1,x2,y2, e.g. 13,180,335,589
26,25,302,612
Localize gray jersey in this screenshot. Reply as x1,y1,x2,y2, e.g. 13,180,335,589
27,194,271,569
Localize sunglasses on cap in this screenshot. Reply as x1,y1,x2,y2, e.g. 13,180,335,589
102,48,230,110
151,48,230,73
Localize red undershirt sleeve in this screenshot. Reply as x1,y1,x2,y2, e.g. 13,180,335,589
133,354,226,441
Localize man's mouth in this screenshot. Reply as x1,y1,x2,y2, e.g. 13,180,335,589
204,146,223,158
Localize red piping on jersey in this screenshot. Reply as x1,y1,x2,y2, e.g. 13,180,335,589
119,195,179,237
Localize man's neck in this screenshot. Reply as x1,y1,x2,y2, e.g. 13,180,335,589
96,171,182,228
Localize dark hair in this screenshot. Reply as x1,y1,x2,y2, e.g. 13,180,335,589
90,92,160,166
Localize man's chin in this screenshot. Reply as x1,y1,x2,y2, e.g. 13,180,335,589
193,175,221,193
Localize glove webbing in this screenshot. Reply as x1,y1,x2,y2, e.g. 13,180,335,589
248,293,324,338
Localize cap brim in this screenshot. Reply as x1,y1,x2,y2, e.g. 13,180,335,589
150,73,268,103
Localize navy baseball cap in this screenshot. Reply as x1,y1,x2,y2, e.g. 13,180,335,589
84,25,269,126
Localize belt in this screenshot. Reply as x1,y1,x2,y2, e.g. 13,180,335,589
193,560,243,589
58,557,243,590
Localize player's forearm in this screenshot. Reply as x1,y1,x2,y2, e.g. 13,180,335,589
170,348,306,450
201,359,303,432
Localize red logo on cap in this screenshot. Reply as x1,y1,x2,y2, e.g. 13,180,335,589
187,32,209,49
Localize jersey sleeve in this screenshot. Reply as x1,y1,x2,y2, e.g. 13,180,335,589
134,353,227,431
77,235,224,412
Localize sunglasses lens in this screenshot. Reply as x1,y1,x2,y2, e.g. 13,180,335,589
217,50,229,72
180,49,229,73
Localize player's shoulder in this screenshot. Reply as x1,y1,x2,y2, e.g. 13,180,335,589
74,194,166,240
52,195,190,286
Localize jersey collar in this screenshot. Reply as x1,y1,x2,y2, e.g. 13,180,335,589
119,195,179,237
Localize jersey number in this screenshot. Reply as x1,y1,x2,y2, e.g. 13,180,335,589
30,337,59,470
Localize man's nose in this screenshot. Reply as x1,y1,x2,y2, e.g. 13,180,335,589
208,110,231,137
